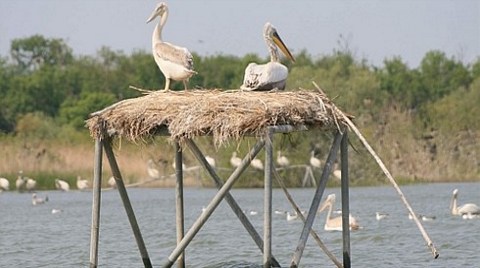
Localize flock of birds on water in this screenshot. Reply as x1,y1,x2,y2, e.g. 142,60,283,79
146,2,295,91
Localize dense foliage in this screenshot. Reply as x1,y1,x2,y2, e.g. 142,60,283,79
0,35,479,184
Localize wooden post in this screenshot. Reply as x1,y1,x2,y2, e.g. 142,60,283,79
89,138,103,268
290,132,343,268
174,142,185,268
103,140,152,268
161,139,266,268
264,130,274,267
186,139,281,267
340,132,351,268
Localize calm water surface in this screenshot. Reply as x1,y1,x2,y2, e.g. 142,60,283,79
1,182,479,267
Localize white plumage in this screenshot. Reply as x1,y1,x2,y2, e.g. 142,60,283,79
276,151,290,167
25,177,37,192
205,155,216,169
251,158,264,171
309,150,322,169
147,159,161,179
32,193,48,205
318,193,359,231
55,179,70,192
147,2,196,91
241,22,295,91
450,189,480,216
230,152,242,168
0,177,9,191
76,176,89,190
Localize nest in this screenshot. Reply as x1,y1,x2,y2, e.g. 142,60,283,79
85,89,350,146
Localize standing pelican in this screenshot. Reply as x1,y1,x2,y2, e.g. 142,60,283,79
450,189,480,216
16,171,26,192
25,177,37,192
230,152,242,168
147,159,161,179
205,155,216,169
276,151,290,168
318,193,359,231
309,150,322,169
108,176,117,189
251,158,264,171
147,2,196,91
241,22,295,91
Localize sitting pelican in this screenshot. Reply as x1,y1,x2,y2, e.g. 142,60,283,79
147,2,196,91
241,22,295,91
32,193,48,205
25,177,37,192
55,179,70,191
147,159,161,179
108,176,117,189
76,176,89,191
230,152,242,168
251,158,264,171
309,150,322,169
205,155,216,169
276,151,290,168
318,193,359,231
0,177,9,191
450,189,480,216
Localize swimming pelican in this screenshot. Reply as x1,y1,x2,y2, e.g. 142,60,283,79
205,155,216,169
55,179,70,191
147,2,196,91
25,177,37,192
32,193,48,205
147,159,161,179
251,158,264,171
230,152,242,168
0,177,9,191
375,212,388,221
309,150,322,169
276,151,290,168
76,176,89,190
450,189,480,216
16,171,26,192
318,193,359,231
108,176,117,188
241,22,295,91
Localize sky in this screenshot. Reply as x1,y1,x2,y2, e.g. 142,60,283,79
0,0,479,68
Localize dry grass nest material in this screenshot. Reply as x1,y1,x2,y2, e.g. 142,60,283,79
86,89,351,146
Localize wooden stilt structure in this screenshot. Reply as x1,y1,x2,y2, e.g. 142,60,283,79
86,89,438,267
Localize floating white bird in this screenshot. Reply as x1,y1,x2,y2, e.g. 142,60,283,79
375,212,388,221
16,171,26,192
32,193,48,205
147,2,196,91
147,159,161,179
51,208,63,214
55,179,70,191
0,177,9,191
230,152,242,168
25,177,37,192
205,155,216,169
241,22,295,91
318,193,359,231
276,151,290,167
309,151,322,169
450,189,480,216
249,210,259,216
251,158,264,171
286,211,299,221
108,176,117,188
408,213,436,222
76,176,89,191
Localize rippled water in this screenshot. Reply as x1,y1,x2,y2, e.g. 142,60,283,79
1,182,479,267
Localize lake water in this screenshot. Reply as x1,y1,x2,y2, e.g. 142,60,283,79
0,182,479,267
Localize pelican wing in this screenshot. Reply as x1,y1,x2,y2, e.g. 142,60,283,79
241,62,288,91
154,42,195,71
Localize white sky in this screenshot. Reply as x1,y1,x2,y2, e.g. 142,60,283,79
0,0,479,67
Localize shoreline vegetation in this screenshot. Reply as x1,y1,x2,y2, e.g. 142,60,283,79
0,35,479,190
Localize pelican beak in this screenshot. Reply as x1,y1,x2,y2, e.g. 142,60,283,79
146,11,157,23
318,199,328,213
272,31,295,62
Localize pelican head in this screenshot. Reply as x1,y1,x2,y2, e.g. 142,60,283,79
146,2,168,23
450,188,459,211
264,22,295,63
318,194,336,212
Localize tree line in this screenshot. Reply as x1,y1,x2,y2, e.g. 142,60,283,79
0,34,479,137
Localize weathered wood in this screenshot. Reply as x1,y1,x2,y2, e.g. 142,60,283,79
161,139,266,268
89,138,103,268
340,132,351,268
103,140,152,268
186,139,281,267
272,167,343,268
263,130,274,267
290,131,343,268
174,143,185,268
